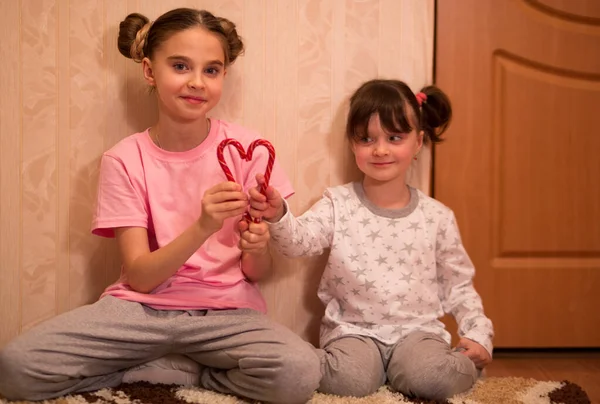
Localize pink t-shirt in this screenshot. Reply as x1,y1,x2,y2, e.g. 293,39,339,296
92,119,294,313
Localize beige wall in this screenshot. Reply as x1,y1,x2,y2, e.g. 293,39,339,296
0,0,434,348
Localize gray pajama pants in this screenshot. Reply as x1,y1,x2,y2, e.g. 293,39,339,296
317,331,478,400
0,296,321,403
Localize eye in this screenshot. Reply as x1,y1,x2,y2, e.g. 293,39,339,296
389,135,404,142
357,136,373,144
205,67,221,76
173,63,188,71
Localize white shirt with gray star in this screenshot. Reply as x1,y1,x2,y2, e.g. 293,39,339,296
268,182,494,355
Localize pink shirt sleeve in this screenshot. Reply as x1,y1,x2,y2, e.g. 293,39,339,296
92,154,148,238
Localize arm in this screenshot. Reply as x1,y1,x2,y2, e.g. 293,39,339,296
237,219,273,282
248,174,335,258
117,182,249,293
116,223,211,293
241,250,272,282
268,197,335,258
437,211,494,357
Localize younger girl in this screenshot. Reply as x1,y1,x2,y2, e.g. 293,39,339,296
249,79,494,400
0,8,320,403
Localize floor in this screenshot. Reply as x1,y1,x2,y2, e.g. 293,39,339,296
485,350,600,403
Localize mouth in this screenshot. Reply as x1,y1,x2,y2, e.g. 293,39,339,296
371,162,394,167
181,96,207,104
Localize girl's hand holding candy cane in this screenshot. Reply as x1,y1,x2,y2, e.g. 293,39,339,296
237,218,270,254
239,173,276,281
248,173,285,222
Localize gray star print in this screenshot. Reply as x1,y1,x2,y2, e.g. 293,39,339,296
332,275,344,286
362,279,376,291
402,242,415,255
376,255,388,266
337,228,350,238
408,221,422,231
368,230,382,242
438,227,447,240
352,267,367,278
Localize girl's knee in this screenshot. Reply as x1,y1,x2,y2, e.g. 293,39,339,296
318,375,381,398
389,352,477,400
0,343,37,400
438,353,478,397
269,343,321,403
317,338,384,397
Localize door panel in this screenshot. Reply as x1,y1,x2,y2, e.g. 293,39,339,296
435,0,600,347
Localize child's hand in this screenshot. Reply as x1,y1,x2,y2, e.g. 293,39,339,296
198,182,248,235
248,173,285,222
455,338,492,369
237,219,270,254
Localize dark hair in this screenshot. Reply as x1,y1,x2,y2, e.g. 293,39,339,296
118,8,244,66
346,79,452,144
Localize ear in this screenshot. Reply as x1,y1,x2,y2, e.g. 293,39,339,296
349,138,358,155
223,67,228,78
415,130,424,154
142,57,156,87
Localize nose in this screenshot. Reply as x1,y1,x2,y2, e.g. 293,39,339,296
188,72,205,90
373,140,389,156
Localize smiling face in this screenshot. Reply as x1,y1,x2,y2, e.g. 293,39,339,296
351,113,423,185
142,27,226,122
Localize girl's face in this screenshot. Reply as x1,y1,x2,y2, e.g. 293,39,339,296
351,113,423,185
142,27,226,122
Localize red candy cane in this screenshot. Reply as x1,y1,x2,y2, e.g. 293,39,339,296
217,138,276,223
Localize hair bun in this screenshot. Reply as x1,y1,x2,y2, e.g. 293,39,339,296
117,13,150,61
217,16,244,64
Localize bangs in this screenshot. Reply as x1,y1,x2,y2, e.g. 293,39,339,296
347,82,414,140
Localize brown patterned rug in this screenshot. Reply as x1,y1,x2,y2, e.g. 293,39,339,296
0,377,591,404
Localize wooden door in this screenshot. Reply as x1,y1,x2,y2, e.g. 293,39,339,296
434,0,600,347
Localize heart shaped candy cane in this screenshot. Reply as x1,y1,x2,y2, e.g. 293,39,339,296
217,138,276,223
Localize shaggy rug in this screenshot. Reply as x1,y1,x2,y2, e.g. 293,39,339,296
0,378,591,404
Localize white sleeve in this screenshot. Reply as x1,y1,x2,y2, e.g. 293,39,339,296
267,191,335,258
436,211,495,356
